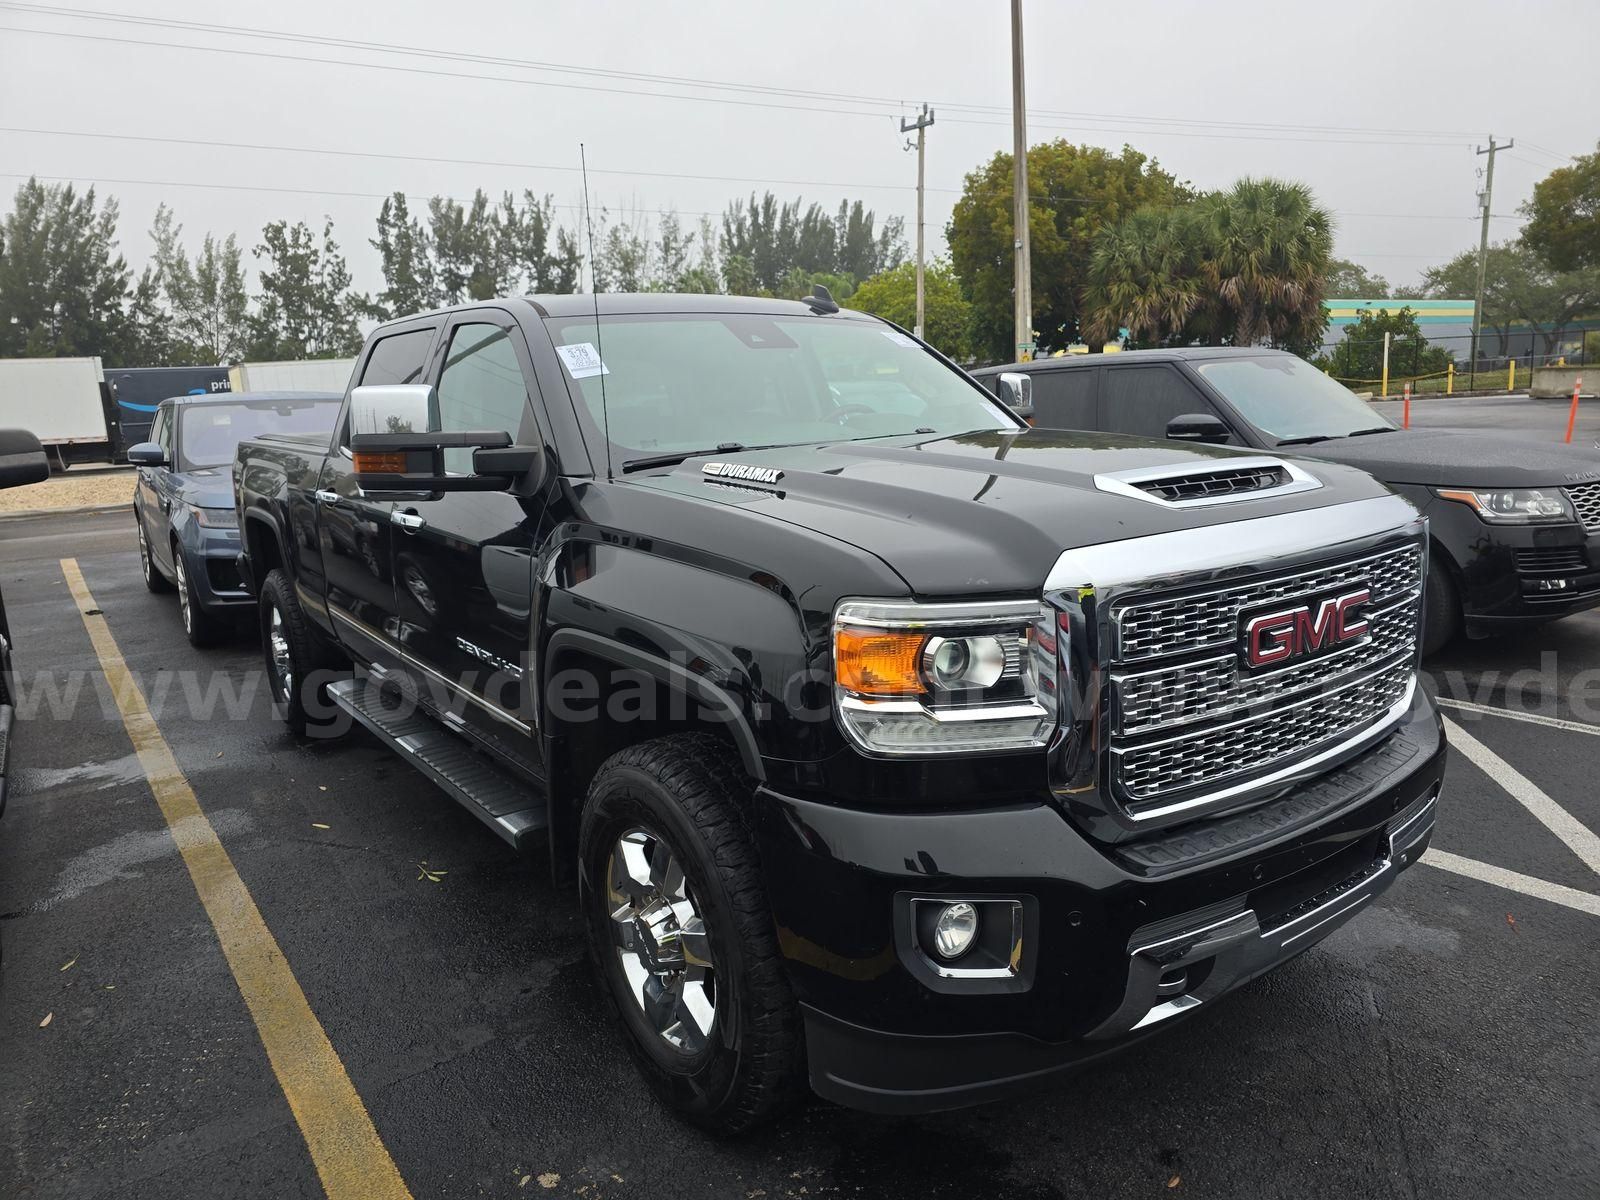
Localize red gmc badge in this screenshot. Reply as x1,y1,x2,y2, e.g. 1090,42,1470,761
1241,587,1371,670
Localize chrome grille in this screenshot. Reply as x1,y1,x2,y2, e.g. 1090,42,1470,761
1114,543,1422,663
1114,595,1419,736
1105,539,1424,818
1114,662,1414,806
1566,481,1600,532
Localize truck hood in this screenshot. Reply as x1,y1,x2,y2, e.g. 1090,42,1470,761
629,429,1399,596
1283,427,1600,489
171,468,235,509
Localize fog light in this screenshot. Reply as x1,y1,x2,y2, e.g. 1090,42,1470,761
932,902,979,959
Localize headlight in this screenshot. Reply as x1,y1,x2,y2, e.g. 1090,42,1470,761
195,507,238,528
832,599,1057,755
1435,487,1575,524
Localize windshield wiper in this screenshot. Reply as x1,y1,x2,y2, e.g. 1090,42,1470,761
1275,435,1335,446
1347,426,1397,437
621,443,748,474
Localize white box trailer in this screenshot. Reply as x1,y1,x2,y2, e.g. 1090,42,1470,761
228,359,356,395
0,357,116,465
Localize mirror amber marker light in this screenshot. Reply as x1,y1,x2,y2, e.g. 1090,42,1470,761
835,627,928,696
353,450,409,474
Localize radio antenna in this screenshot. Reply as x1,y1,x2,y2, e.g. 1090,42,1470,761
579,143,613,481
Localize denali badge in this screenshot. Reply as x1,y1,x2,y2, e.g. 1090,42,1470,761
1241,587,1371,670
702,461,783,485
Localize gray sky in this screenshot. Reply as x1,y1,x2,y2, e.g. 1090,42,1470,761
2,0,1594,298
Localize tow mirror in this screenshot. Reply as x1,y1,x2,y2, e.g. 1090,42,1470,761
996,371,1034,421
127,441,167,467
347,385,546,493
1166,413,1232,444
0,429,50,487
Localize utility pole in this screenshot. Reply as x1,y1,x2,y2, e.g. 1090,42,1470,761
901,104,935,340
1010,0,1033,361
1472,134,1512,370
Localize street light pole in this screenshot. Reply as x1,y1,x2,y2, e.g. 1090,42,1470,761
1010,0,1033,361
900,104,935,340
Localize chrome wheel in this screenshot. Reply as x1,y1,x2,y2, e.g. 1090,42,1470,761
174,552,192,633
268,604,293,704
606,826,717,1055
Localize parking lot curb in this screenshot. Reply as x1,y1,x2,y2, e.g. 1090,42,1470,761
0,503,129,520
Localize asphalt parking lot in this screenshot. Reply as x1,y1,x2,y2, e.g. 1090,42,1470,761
1,506,1598,1200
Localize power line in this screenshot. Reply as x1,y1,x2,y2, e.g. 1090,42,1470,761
0,1,1494,142
0,14,1485,149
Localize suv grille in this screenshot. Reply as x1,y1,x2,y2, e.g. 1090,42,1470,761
1135,464,1290,503
1107,542,1423,816
1563,481,1600,532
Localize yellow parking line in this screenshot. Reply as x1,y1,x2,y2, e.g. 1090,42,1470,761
61,558,412,1200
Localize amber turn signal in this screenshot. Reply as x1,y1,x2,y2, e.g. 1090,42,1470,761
353,451,409,474
835,627,928,696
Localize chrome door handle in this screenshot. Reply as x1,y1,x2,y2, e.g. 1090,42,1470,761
391,510,426,532
314,489,341,504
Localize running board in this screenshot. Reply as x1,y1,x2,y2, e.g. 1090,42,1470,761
326,675,547,849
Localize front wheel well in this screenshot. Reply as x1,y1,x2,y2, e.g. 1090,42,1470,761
543,645,761,885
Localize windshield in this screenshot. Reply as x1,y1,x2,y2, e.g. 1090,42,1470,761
1197,355,1395,441
546,313,1015,461
178,398,342,471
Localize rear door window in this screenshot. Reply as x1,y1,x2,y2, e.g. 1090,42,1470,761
359,328,435,387
1098,366,1218,440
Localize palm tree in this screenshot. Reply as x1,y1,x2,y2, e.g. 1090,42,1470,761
1081,207,1201,346
1193,178,1333,349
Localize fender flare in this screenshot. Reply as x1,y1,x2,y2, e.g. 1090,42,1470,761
542,628,767,781
240,506,289,590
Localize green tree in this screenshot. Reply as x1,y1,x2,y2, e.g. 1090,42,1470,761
719,193,902,294
846,260,971,359
1080,178,1333,353
1521,142,1600,271
948,141,1189,360
499,191,581,295
148,205,248,362
1324,257,1391,297
1420,241,1600,356
248,218,364,359
369,193,438,319
0,177,131,361
1190,178,1333,352
1081,206,1200,346
1316,306,1450,382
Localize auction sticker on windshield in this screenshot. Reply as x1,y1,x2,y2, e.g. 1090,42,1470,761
556,342,610,379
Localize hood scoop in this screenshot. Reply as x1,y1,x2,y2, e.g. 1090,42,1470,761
1094,456,1322,509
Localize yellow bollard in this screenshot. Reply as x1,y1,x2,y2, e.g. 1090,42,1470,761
1509,360,1516,392
1447,362,1454,396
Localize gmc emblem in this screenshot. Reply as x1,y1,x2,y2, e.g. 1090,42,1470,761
1241,587,1371,670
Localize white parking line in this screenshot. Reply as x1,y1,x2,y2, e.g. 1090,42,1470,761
1436,697,1600,736
1442,716,1600,878
1423,850,1600,918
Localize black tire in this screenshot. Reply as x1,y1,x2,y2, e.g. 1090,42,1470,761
172,544,225,648
137,515,174,594
259,568,345,734
578,734,805,1135
1422,552,1461,657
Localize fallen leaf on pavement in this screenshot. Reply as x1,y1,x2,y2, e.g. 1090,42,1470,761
537,1173,559,1189
39,1012,53,1028
1506,913,1519,934
416,861,447,883
60,957,77,972
312,823,330,830
519,1177,531,1189
1168,1177,1181,1189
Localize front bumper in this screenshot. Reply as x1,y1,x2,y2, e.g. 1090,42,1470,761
755,692,1445,1114
1428,502,1600,633
180,526,250,611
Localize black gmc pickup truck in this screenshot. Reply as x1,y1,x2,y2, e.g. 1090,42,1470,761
234,293,1445,1132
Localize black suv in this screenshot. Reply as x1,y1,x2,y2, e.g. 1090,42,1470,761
236,295,1445,1131
975,347,1600,653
